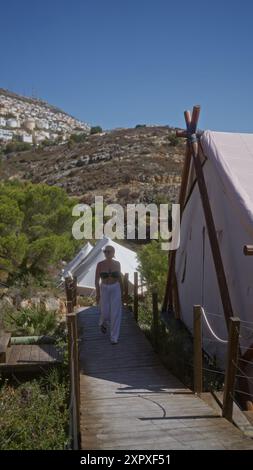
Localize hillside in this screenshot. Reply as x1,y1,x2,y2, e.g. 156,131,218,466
0,88,90,145
0,126,185,205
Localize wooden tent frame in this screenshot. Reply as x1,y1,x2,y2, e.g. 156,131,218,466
162,105,234,331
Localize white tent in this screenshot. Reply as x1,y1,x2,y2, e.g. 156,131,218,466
174,130,253,367
74,236,142,295
62,242,93,278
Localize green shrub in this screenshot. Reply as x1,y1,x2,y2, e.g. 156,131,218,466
40,139,55,147
69,133,87,143
90,126,102,135
4,142,32,154
137,240,168,301
0,369,69,450
168,134,179,146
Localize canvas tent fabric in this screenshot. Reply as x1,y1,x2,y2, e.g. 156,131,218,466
175,130,253,367
62,242,93,278
73,236,141,294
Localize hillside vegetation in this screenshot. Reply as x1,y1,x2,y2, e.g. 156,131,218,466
0,181,79,284
0,126,185,206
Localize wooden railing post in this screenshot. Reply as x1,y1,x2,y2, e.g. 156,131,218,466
134,271,138,322
65,276,77,310
152,290,159,351
222,317,240,422
193,305,203,395
73,276,77,307
124,273,129,308
67,312,80,448
66,300,73,314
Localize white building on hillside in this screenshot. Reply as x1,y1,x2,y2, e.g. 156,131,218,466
6,118,19,128
0,117,6,126
0,129,13,141
36,119,49,130
19,133,33,144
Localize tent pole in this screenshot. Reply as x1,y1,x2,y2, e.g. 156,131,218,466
162,112,192,314
186,106,233,329
172,273,180,319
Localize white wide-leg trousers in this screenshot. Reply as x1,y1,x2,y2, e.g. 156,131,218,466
99,282,122,342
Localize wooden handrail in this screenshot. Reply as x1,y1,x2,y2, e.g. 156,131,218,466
134,272,138,322
152,290,159,352
222,317,240,421
123,273,129,307
66,312,80,449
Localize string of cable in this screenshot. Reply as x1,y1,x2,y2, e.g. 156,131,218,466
201,307,228,343
204,310,253,326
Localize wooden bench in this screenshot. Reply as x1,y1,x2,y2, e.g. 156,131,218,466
0,332,11,363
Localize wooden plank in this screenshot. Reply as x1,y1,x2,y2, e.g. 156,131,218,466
244,245,253,256
39,344,53,362
19,344,32,363
6,344,21,365
0,343,62,373
30,344,40,363
213,391,253,437
0,332,11,363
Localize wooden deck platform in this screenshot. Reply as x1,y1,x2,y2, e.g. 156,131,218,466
0,343,61,372
78,306,253,450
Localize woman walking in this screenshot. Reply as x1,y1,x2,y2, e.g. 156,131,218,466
95,245,123,344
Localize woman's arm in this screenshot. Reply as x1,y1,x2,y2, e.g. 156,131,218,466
95,262,101,304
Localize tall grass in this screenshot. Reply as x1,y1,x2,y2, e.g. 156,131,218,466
3,306,58,337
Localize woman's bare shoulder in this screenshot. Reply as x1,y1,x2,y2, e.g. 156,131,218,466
96,260,104,269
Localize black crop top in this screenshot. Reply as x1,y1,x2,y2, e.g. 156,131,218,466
100,271,120,279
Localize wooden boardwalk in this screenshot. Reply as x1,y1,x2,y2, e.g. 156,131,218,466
78,306,253,450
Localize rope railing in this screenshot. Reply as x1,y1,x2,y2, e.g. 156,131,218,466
204,310,226,318
193,304,253,422
233,389,253,398
202,310,253,342
202,336,227,344
203,309,253,326
201,307,228,343
232,360,253,388
239,357,253,366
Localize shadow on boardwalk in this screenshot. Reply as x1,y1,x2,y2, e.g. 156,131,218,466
78,306,253,450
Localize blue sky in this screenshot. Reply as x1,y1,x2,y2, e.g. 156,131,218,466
1,0,253,131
